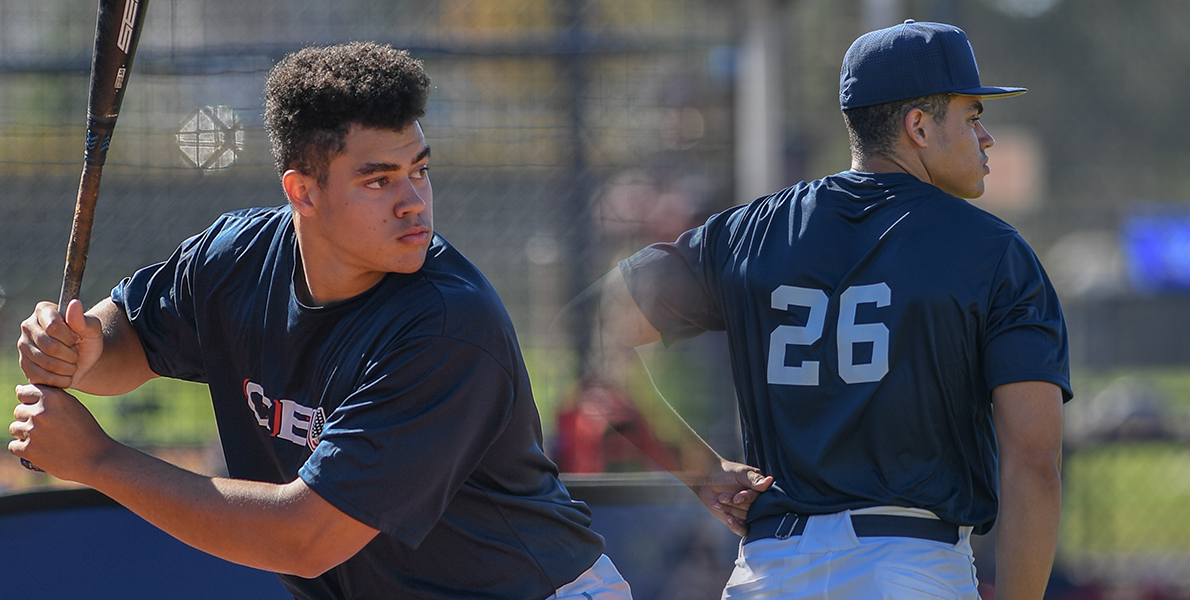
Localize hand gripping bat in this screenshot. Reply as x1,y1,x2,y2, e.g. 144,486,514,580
21,0,150,472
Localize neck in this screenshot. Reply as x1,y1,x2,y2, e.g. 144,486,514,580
292,221,384,307
852,151,930,185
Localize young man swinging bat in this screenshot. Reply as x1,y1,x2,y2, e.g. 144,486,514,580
11,42,770,599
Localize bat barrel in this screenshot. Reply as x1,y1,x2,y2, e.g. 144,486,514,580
89,0,149,120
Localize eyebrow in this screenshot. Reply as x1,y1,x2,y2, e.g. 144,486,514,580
971,100,984,115
353,145,432,178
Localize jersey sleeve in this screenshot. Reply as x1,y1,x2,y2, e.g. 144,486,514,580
983,234,1073,401
298,335,517,549
110,231,207,383
619,223,726,345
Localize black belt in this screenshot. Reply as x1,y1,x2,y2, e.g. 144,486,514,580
744,512,960,546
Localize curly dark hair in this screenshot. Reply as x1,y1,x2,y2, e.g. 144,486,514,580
842,93,952,163
264,41,431,184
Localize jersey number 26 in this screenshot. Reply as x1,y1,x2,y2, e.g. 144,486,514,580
767,283,890,386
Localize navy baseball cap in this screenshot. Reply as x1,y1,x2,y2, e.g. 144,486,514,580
839,20,1025,110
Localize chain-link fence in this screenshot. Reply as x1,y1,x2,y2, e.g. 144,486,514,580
4,0,1190,596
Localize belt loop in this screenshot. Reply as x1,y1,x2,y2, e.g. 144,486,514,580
775,512,799,540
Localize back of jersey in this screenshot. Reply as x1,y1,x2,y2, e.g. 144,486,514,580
622,170,1069,533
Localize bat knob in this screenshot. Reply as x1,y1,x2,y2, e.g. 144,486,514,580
20,458,44,472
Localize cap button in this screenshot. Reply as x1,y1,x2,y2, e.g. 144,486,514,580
904,19,916,24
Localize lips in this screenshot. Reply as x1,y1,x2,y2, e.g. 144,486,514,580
399,226,431,244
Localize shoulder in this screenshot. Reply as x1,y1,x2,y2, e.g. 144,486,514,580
205,206,292,251
723,174,889,229
727,180,815,221
426,238,514,332
378,235,521,365
694,182,814,249
160,206,294,303
945,200,1033,262
888,183,1052,288
875,175,1022,241
418,235,501,310
183,205,293,269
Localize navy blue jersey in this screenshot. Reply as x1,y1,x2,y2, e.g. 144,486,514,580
111,206,603,599
620,171,1071,534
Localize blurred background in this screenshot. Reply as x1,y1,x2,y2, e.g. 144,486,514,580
3,0,1190,598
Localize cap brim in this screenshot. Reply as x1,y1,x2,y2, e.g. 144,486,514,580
956,86,1027,99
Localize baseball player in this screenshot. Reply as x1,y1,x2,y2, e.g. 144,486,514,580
583,21,1071,599
10,41,768,599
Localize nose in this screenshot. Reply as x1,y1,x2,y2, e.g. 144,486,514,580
977,121,994,150
394,178,428,219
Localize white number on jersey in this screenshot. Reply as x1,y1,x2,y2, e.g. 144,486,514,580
767,283,891,386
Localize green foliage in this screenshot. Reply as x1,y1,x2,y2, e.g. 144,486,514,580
1071,367,1190,415
521,345,578,441
1062,442,1190,553
0,351,217,448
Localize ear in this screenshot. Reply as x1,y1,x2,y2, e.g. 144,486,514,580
903,107,931,149
282,169,318,217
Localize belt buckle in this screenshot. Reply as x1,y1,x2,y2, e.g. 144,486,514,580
775,512,800,540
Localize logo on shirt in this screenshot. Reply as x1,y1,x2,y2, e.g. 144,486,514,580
243,380,326,450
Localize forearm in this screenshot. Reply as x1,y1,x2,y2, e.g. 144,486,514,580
582,268,770,533
83,443,368,577
579,268,709,470
994,457,1061,599
594,345,767,534
610,344,724,483
990,380,1064,599
652,402,734,496
75,299,157,395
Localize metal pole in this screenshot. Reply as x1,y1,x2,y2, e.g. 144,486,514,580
735,0,784,205
559,0,596,371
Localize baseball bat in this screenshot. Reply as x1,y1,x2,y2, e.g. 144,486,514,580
22,0,150,472
60,0,150,312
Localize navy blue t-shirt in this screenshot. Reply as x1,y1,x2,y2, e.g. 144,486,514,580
620,171,1071,534
111,206,603,599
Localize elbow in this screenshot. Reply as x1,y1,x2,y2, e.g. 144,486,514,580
273,478,377,578
291,562,337,580
999,452,1063,500
1002,448,1062,478
286,549,349,579
283,525,374,579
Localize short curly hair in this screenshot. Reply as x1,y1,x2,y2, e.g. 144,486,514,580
842,93,952,163
264,41,431,184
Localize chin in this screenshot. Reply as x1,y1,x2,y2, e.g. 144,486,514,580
391,263,426,275
391,254,429,274
951,182,985,200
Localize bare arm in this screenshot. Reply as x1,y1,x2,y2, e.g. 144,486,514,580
10,384,376,577
595,267,666,350
583,267,772,535
13,299,374,574
992,381,1064,600
18,298,156,395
